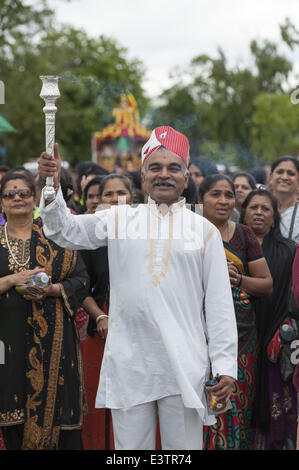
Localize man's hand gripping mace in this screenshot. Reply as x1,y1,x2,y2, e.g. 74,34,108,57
40,75,60,201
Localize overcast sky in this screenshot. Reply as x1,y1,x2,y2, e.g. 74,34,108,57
49,0,299,99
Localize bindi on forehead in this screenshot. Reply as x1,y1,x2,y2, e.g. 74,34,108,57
4,180,29,192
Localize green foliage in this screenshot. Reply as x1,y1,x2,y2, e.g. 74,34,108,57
149,19,299,169
250,39,292,93
0,0,53,53
280,17,299,50
1,2,299,170
251,93,299,164
199,140,255,169
150,85,198,145
0,2,148,167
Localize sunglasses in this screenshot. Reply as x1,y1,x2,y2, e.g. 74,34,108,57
1,189,33,199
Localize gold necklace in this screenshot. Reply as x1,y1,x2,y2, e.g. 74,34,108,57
4,223,30,267
226,221,230,241
219,221,230,242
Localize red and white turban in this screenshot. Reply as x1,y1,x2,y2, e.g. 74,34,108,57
141,126,190,167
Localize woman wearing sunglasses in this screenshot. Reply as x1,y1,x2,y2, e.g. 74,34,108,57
0,170,89,450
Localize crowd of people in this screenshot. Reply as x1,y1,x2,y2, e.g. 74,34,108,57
0,126,299,451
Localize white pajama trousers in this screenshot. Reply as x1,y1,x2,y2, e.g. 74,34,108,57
111,395,203,450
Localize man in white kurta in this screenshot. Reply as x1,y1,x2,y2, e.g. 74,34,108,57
38,126,238,450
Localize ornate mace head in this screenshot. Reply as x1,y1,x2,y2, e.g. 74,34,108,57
40,75,60,201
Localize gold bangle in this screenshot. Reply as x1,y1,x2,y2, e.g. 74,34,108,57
96,314,108,325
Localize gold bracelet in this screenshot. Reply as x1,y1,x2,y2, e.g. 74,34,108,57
95,314,108,325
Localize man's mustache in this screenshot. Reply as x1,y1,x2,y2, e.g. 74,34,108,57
152,178,176,187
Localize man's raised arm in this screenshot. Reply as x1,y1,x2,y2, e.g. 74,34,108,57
38,143,108,250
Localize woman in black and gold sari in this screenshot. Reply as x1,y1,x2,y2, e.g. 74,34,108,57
0,171,89,450
199,175,273,450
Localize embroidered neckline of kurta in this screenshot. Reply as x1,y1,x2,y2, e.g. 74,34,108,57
0,225,30,272
148,206,175,287
147,196,186,216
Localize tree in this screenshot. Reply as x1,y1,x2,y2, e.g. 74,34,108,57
250,39,292,93
280,17,299,50
34,27,148,165
0,0,53,54
150,85,198,147
1,22,148,166
251,93,299,164
149,19,299,168
0,0,54,166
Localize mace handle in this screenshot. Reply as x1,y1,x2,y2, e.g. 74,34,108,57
40,75,60,200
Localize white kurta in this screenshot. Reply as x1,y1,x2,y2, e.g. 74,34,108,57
39,188,238,425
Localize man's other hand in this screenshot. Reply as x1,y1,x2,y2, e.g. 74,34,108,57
206,375,235,402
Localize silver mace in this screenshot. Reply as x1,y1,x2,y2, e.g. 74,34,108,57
40,75,60,201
